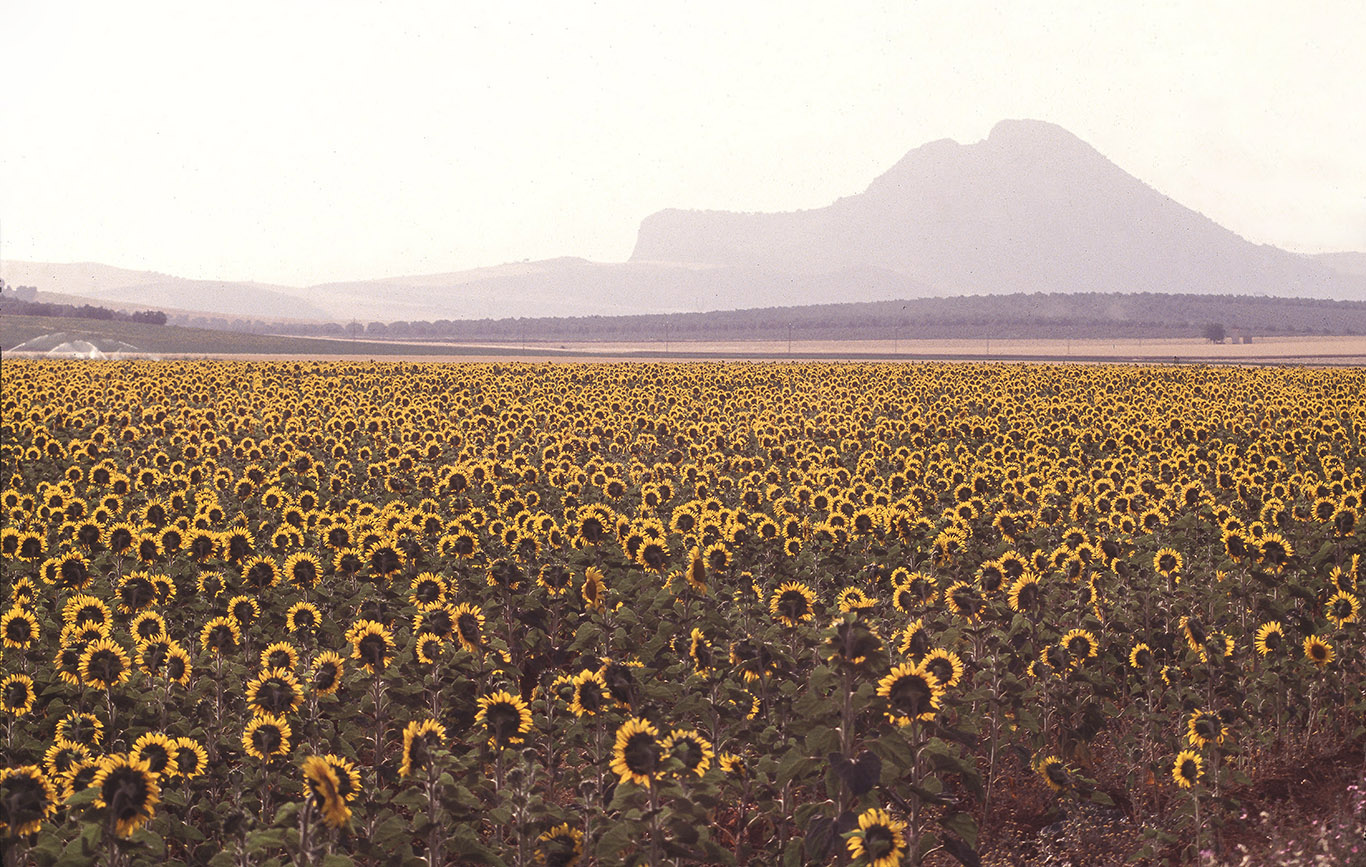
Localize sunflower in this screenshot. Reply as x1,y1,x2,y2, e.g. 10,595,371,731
877,661,944,726
246,668,304,715
1153,548,1183,580
1128,643,1155,671
200,616,241,655
348,620,396,674
242,712,293,761
610,717,661,787
409,572,447,608
1,673,36,716
92,755,161,837
171,738,209,779
43,739,91,781
311,651,345,696
1303,635,1335,667
1258,533,1293,571
79,638,132,690
836,586,876,613
534,823,583,867
0,765,58,837
0,607,39,650
241,555,279,591
1186,710,1227,749
285,601,321,637
475,690,534,747
63,594,110,630
301,755,351,829
227,594,260,630
921,648,965,689
128,610,168,643
846,807,908,867
661,728,714,778
451,603,485,654
537,563,572,596
896,619,931,660
130,732,177,776
580,566,606,611
399,719,447,778
770,581,816,628
944,581,983,621
260,641,300,673
52,551,92,590
1008,573,1042,613
196,570,226,599
1037,755,1071,792
688,628,714,676
1325,590,1360,628
55,711,103,747
1172,750,1202,788
569,669,612,717
1254,621,1285,656
1059,628,1098,669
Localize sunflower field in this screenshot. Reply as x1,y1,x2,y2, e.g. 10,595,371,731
1,360,1363,866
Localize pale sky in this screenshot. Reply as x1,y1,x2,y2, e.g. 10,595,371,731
3,1,1363,287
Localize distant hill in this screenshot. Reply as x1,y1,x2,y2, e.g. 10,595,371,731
631,119,1366,302
6,119,1363,320
0,261,329,321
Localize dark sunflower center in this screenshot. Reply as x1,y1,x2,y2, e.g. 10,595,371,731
105,768,150,820
90,650,124,683
485,703,521,743
1016,583,1039,609
577,684,604,712
4,682,30,706
457,615,482,645
623,732,659,775
314,665,338,691
358,635,388,667
5,618,33,641
141,745,169,774
122,580,155,610
60,558,90,586
777,591,809,620
252,725,282,755
863,825,896,859
167,657,187,680
256,681,295,712
888,674,933,716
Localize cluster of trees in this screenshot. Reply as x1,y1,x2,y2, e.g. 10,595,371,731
256,291,1366,344
0,280,167,325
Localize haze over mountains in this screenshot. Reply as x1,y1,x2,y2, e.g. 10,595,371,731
5,119,1363,322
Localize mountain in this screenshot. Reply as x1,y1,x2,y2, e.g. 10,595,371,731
631,119,1366,301
7,120,1364,321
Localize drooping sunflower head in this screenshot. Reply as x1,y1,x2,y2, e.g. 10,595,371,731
475,690,534,747
285,553,322,589
92,755,161,838
1153,548,1183,579
1036,755,1070,792
1129,642,1155,671
55,711,103,748
347,620,395,674
877,662,943,726
609,717,661,787
1008,573,1042,614
311,651,345,696
301,756,351,830
242,713,293,761
260,641,300,673
0,607,39,650
130,732,177,777
286,602,321,636
944,581,983,621
1059,628,1098,669
846,807,908,867
246,668,304,715
452,603,485,654
770,581,816,628
0,765,59,837
399,719,447,778
0,673,36,716
569,669,611,717
1186,710,1226,748
534,822,584,867
79,638,132,690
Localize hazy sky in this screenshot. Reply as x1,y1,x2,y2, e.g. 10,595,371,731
3,1,1363,286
